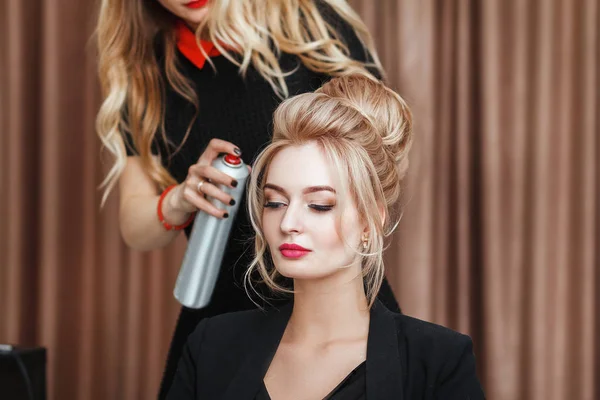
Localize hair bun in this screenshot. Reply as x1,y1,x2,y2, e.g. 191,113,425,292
271,74,413,208
317,74,413,186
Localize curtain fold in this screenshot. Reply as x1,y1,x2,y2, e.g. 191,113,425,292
1,1,598,399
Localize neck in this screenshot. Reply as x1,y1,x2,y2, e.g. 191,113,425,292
284,269,370,345
184,20,199,32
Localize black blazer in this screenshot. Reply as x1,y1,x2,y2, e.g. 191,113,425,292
166,300,485,399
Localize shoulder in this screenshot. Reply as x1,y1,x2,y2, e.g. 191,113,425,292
395,313,475,373
314,0,349,28
314,0,360,44
395,313,473,356
392,313,485,398
167,307,280,399
185,304,291,366
207,307,271,333
187,307,270,350
312,0,382,78
176,308,273,394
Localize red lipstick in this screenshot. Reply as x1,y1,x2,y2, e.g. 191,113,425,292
185,0,209,9
279,243,311,259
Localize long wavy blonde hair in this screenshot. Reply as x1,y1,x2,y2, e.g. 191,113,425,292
96,0,384,205
244,75,413,307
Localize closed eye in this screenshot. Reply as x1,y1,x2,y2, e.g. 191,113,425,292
264,201,286,209
309,205,334,212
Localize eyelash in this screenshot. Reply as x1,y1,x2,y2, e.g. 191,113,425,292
263,202,334,212
263,202,284,209
311,205,334,212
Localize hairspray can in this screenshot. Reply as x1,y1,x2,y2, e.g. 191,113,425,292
173,154,250,309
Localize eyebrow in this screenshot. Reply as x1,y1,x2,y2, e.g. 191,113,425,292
263,183,336,195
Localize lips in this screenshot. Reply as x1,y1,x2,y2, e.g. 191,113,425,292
279,243,311,259
185,0,209,9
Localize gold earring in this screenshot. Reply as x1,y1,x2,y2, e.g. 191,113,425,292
362,234,369,250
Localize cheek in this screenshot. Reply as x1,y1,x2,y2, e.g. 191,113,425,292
261,213,280,244
157,0,177,13
314,215,346,252
337,213,362,251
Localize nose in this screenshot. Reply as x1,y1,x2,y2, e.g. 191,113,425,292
279,202,304,235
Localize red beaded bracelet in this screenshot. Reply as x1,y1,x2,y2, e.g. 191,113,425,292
157,185,196,231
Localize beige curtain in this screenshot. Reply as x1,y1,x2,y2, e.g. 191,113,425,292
0,1,185,398
1,0,598,399
353,1,599,398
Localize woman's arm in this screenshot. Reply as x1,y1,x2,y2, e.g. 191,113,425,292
118,139,243,251
118,156,187,250
317,0,383,79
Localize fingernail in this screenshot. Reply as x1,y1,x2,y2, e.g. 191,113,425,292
231,180,238,188
229,199,236,206
223,213,229,218
233,148,242,156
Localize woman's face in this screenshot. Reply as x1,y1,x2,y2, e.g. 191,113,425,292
157,0,211,29
262,142,365,282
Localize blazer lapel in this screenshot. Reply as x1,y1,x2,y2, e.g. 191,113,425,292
222,300,403,400
366,299,404,400
222,302,293,400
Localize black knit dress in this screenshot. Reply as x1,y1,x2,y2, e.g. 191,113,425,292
123,5,401,398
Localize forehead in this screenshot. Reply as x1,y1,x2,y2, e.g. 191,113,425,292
266,143,336,190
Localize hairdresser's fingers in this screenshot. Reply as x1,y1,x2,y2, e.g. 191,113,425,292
181,185,229,219
197,138,242,165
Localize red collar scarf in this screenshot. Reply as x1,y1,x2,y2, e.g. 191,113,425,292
176,21,222,70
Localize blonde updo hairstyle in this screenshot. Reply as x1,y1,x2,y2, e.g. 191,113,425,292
245,75,413,307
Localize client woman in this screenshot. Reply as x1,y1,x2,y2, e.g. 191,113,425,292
167,75,485,399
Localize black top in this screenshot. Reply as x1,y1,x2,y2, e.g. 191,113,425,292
255,361,366,400
166,300,485,400
122,3,402,398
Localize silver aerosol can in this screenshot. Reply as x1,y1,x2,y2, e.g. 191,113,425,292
174,154,250,309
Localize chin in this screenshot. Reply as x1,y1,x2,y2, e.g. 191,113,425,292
184,9,209,23
274,261,335,281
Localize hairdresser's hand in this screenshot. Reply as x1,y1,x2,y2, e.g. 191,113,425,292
168,139,248,219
